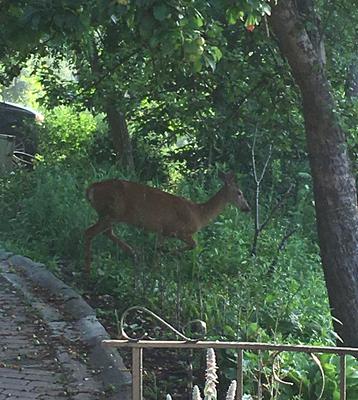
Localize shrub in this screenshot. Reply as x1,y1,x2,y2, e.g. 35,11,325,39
38,105,100,167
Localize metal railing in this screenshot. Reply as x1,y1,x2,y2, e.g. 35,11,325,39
103,339,358,400
103,307,358,399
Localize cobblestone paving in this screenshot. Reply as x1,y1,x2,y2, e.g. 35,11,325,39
0,275,103,399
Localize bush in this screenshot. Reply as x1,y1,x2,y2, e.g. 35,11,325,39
0,166,90,265
38,105,101,167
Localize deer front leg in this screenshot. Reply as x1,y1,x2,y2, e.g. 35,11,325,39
84,218,111,275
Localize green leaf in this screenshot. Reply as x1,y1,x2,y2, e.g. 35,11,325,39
192,59,202,73
210,46,222,62
226,7,239,25
298,172,312,179
261,3,271,16
189,10,204,28
245,13,258,27
203,54,216,72
153,4,171,21
247,322,259,336
223,324,236,337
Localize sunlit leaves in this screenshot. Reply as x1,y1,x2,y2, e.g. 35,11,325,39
226,7,244,25
0,0,274,80
259,2,271,16
225,0,271,33
204,46,223,72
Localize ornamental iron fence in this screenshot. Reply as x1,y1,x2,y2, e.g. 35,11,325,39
102,307,358,400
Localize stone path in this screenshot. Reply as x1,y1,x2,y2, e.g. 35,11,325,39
0,274,105,399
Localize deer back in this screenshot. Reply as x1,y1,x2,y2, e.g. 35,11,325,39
86,179,201,236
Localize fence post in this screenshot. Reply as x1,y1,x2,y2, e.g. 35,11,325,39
132,347,143,400
340,354,346,400
257,351,262,400
236,349,243,400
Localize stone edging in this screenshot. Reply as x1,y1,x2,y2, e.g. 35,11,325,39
0,250,131,399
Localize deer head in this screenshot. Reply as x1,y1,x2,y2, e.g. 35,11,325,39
219,171,251,212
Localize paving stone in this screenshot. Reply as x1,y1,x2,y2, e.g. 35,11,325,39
0,275,104,399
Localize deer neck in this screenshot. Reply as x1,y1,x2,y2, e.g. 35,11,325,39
196,186,229,229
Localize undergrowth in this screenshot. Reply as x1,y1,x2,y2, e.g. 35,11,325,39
0,105,355,399
0,163,350,398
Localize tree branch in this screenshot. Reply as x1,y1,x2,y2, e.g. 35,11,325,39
268,227,298,274
251,128,273,256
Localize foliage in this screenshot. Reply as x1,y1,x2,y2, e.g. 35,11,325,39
1,0,358,398
276,353,358,399
165,347,358,399
167,348,239,400
0,64,352,397
0,161,347,398
37,105,102,166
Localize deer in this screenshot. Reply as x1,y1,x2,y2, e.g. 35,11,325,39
84,171,250,275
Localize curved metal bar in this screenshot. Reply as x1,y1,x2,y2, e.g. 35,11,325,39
13,150,35,158
271,351,293,386
272,351,326,399
13,151,35,166
118,306,206,342
310,353,325,400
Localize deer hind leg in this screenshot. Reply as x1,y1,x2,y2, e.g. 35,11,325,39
84,219,136,275
84,218,112,275
103,227,135,256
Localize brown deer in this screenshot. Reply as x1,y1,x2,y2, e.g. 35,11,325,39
84,171,250,274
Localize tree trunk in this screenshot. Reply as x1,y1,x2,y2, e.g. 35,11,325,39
296,0,326,65
106,105,135,172
271,0,358,346
88,41,135,172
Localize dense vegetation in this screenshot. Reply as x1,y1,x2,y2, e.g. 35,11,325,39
1,0,358,398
